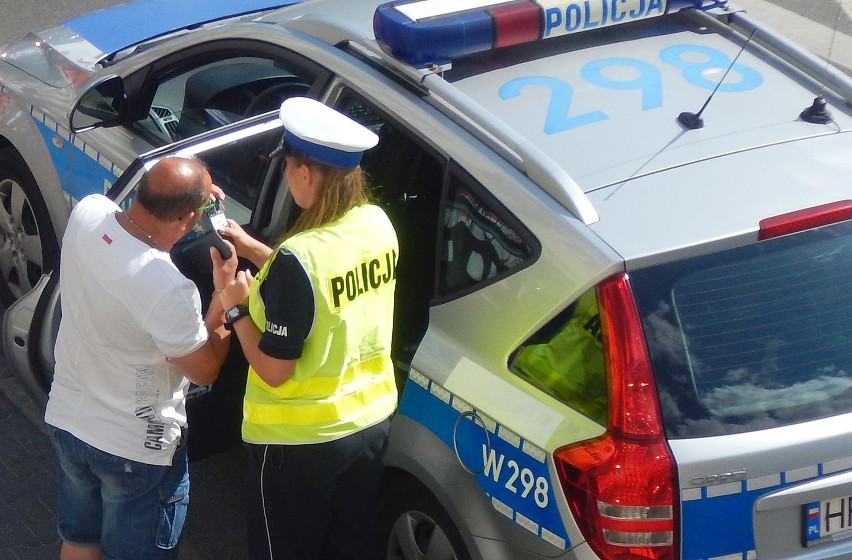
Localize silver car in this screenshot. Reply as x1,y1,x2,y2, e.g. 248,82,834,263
3,0,852,559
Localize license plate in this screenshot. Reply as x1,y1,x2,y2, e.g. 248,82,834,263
804,498,852,546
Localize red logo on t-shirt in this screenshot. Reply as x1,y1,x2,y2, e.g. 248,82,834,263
102,234,113,245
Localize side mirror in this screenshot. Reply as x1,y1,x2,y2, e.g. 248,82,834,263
70,76,126,132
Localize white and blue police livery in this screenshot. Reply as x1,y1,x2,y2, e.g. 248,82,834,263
3,1,852,559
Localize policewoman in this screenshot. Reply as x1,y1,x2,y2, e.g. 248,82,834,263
213,97,398,560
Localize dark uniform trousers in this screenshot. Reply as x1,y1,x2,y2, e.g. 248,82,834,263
245,418,391,560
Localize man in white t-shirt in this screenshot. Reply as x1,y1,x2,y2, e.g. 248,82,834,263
45,157,236,560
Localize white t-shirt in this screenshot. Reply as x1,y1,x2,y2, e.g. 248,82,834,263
45,195,207,466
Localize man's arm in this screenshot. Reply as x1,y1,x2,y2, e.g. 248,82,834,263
169,244,239,385
169,293,231,386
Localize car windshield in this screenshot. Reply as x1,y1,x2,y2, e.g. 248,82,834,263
631,219,852,438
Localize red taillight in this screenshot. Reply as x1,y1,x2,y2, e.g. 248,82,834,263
759,200,852,240
554,274,678,560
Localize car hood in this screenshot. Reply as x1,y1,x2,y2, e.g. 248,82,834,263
0,0,300,88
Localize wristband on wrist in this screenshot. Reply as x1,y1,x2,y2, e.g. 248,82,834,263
224,304,250,330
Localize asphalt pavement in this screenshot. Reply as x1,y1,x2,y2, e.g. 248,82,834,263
0,376,56,559
0,369,248,560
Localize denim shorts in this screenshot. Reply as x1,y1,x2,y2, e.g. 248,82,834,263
49,427,189,560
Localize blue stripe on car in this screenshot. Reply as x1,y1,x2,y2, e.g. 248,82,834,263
682,485,761,560
31,110,117,201
398,372,570,550
682,464,852,560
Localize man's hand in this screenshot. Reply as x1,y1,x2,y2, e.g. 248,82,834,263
210,241,238,292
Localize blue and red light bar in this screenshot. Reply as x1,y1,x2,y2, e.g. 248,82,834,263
373,0,728,67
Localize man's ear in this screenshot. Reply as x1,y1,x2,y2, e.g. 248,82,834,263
178,208,200,226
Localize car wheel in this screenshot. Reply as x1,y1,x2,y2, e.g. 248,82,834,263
379,475,471,560
0,148,59,305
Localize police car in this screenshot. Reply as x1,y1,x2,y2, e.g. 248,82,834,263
3,0,852,559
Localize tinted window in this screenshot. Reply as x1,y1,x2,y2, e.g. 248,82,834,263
439,169,534,296
510,288,607,425
116,124,282,232
631,220,852,438
198,126,283,225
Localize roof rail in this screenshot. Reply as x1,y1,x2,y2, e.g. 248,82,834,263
701,8,852,105
421,74,599,225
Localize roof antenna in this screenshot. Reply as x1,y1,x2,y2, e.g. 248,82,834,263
800,94,832,124
678,29,757,130
799,0,844,124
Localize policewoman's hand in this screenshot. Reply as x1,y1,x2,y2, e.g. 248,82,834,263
219,219,273,269
219,269,254,311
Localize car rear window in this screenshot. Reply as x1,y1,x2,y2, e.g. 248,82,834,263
509,288,607,426
631,219,852,438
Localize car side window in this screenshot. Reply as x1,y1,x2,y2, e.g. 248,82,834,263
134,56,314,144
439,167,534,297
117,124,283,235
200,126,285,226
509,288,608,425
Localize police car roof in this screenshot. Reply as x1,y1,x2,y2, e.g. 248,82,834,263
444,11,852,191
276,0,852,264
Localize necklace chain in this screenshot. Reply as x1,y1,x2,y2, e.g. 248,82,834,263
124,213,164,251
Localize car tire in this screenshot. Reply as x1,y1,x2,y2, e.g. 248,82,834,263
379,474,471,560
0,147,59,306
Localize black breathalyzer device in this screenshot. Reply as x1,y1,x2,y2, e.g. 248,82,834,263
202,198,233,260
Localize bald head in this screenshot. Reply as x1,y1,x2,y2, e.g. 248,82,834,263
136,157,211,221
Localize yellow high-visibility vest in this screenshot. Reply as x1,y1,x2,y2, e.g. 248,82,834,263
242,204,399,444
511,290,607,424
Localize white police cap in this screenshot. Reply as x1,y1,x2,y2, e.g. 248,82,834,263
269,97,378,169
